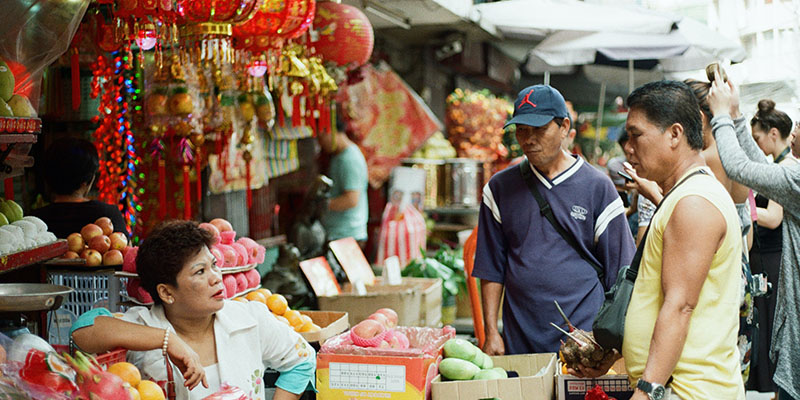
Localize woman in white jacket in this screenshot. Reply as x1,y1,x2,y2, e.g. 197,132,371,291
71,221,315,400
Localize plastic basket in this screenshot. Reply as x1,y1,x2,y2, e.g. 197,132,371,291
52,345,127,370
47,270,128,317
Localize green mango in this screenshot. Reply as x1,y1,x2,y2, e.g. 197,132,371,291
7,94,35,118
443,339,477,362
0,200,23,222
472,368,507,381
439,358,480,381
0,212,8,227
0,98,13,117
0,59,13,102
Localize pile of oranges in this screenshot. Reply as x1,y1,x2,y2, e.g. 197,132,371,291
107,362,165,400
234,289,322,333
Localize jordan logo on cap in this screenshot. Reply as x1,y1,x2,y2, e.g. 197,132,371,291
520,89,537,109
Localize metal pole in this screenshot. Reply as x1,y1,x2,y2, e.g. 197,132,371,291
595,81,606,163
628,59,634,94
544,71,551,86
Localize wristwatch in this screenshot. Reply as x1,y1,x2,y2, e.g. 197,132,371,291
637,379,666,400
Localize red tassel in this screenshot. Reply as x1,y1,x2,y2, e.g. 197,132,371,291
306,96,316,133
245,161,252,209
4,178,13,200
292,94,302,127
158,160,166,219
320,100,329,134
195,150,202,204
183,165,191,220
71,49,81,111
276,92,285,127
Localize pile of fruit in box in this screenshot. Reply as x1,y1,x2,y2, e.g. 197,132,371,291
347,308,409,350
60,218,130,267
0,200,58,256
234,289,321,333
437,338,508,381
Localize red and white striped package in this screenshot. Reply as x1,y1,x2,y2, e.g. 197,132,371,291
376,202,427,268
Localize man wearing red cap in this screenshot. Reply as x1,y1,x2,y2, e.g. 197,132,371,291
472,85,635,355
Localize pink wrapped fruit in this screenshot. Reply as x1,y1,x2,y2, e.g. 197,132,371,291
122,246,138,273
245,269,261,288
234,273,248,294
223,275,237,298
237,237,266,264
230,243,249,267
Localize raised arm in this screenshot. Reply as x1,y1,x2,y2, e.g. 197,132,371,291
732,115,767,164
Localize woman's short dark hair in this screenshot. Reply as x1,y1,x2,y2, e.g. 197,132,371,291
751,99,793,139
136,220,215,305
43,138,99,196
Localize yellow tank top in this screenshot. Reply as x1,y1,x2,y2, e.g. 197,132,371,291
622,166,745,400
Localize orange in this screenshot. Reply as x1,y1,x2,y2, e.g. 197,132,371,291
300,315,313,325
307,323,322,333
283,310,303,327
245,291,267,304
137,380,166,400
232,297,248,303
129,386,141,400
297,320,315,332
275,315,291,325
256,288,272,298
266,294,288,315
108,362,141,387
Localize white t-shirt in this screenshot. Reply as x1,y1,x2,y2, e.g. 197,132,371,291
188,364,220,400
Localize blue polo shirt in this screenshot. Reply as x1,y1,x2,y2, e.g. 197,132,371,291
473,155,635,354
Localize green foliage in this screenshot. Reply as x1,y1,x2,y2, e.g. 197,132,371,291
402,245,466,301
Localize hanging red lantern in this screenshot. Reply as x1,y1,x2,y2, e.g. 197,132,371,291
313,2,373,69
233,0,316,53
177,0,259,24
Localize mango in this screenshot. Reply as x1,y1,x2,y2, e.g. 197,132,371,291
439,358,480,381
0,59,13,102
8,94,36,117
472,368,507,381
0,98,13,117
477,352,493,369
0,213,8,227
443,338,477,362
0,200,23,222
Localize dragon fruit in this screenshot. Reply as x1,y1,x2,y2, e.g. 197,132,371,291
63,351,133,400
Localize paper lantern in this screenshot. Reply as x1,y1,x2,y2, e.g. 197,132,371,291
177,0,259,24
313,2,373,69
233,0,316,52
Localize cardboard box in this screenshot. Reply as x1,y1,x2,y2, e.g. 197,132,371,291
431,353,557,400
316,328,453,400
299,311,349,344
317,283,423,326
556,359,633,400
375,277,442,327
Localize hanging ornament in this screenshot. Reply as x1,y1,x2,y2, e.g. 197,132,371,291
313,2,374,69
177,0,260,66
239,128,255,208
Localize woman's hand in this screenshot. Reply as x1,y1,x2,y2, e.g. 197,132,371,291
623,163,663,205
707,70,737,118
166,333,208,390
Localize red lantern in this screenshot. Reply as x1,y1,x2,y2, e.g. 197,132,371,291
115,0,175,20
233,0,316,52
177,0,259,24
313,3,373,69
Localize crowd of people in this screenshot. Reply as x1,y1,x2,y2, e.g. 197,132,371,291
474,73,799,400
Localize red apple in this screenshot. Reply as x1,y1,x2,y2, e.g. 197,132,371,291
102,249,123,266
88,235,111,253
95,217,114,236
244,269,260,288
234,273,248,293
123,246,138,273
375,308,398,328
80,224,103,242
198,222,221,240
109,232,128,251
223,275,237,298
352,319,385,339
368,312,391,328
81,249,102,267
210,246,224,267
62,251,80,260
67,233,85,253
209,218,233,232
230,243,249,266
217,245,237,268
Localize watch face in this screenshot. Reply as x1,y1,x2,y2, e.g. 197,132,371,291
652,386,666,400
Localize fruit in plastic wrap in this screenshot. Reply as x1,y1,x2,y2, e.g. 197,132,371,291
7,94,35,117
0,99,12,117
558,329,616,371
0,59,14,102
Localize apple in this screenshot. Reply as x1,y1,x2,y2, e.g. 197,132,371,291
198,223,221,240
223,275,237,298
210,246,224,267
234,273,248,294
374,308,399,328
109,232,128,251
88,235,111,253
80,224,103,242
209,218,233,232
230,243,249,266
81,249,102,267
67,233,85,253
368,312,391,328
62,251,80,260
103,249,123,266
95,217,114,236
352,319,385,339
244,269,260,288
217,245,237,268
122,246,138,273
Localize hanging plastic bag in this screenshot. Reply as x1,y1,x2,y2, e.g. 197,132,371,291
376,201,426,268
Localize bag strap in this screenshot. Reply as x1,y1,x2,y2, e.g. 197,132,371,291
626,168,709,281
519,162,605,281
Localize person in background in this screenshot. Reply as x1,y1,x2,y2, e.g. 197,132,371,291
576,80,746,400
745,99,795,393
708,71,800,400
71,221,315,400
316,123,368,246
32,137,126,238
605,155,638,236
473,84,635,356
790,122,799,158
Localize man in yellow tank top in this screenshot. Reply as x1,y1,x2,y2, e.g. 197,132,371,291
574,81,745,400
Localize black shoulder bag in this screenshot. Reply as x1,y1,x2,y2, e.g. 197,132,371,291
592,169,707,351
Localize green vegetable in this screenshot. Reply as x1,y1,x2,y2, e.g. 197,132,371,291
439,358,480,381
402,244,467,302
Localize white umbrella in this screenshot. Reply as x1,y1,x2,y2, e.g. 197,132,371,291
470,0,681,39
